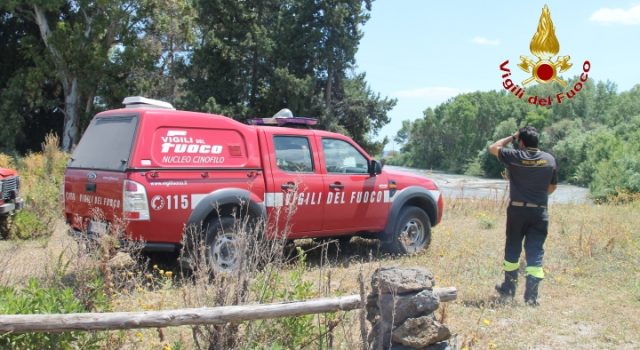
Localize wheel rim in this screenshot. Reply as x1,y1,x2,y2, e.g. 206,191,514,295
399,218,425,250
211,233,238,272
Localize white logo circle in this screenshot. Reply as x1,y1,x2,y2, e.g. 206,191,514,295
151,195,165,211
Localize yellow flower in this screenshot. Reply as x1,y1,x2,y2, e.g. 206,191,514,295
165,271,173,278
483,319,491,326
555,276,563,282
163,345,173,350
135,331,143,339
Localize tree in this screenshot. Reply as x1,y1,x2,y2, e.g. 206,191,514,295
2,0,155,151
332,73,395,155
184,0,391,154
0,10,62,152
394,120,412,145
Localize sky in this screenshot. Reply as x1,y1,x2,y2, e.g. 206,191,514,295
354,1,640,150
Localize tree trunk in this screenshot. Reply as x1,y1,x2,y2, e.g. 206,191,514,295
249,3,264,110
33,4,80,151
62,77,80,151
325,65,333,111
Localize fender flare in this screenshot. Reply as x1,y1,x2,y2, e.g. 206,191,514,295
382,186,439,242
185,188,266,228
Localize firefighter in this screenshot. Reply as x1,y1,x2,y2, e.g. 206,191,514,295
488,126,558,306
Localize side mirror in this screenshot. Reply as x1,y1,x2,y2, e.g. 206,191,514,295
368,159,383,176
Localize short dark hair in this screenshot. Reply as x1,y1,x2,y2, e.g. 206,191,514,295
518,126,539,148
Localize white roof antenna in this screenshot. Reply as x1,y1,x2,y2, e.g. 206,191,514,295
123,96,175,110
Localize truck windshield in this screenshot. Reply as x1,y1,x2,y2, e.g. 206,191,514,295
68,115,138,171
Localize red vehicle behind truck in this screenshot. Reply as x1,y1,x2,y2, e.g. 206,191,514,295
64,97,443,270
0,167,23,237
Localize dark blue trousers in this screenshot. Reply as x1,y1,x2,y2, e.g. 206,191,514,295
504,206,548,276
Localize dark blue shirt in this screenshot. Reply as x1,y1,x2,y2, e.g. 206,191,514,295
499,147,558,206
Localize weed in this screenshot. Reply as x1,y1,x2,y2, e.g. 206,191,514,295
5,133,67,240
247,248,321,348
475,211,496,230
0,279,103,349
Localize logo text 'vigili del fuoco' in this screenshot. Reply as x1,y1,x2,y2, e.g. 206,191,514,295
499,5,591,106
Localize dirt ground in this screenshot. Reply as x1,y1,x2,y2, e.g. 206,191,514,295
0,221,75,286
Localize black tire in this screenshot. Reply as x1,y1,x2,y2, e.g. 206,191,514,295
0,215,9,239
382,206,431,255
204,216,242,273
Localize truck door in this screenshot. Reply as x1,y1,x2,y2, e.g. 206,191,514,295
264,131,324,237
320,137,389,233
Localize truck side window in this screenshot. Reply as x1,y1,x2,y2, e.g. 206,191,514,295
274,136,314,173
322,138,368,174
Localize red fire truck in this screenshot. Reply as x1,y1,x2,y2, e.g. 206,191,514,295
64,97,443,270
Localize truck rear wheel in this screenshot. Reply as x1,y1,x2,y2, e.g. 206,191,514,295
383,206,431,255
205,216,241,273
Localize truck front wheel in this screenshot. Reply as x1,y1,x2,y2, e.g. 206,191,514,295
0,215,9,239
383,206,431,254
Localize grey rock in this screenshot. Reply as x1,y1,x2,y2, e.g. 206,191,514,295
389,344,416,350
388,341,451,350
377,290,440,326
369,319,393,350
107,252,135,269
392,316,451,348
367,304,379,324
425,342,452,350
371,267,435,294
367,293,378,307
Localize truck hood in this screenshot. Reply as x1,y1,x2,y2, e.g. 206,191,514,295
0,168,18,178
383,168,439,191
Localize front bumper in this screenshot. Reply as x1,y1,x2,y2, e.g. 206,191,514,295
0,198,24,215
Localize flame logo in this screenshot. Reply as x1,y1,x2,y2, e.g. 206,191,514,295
530,5,559,59
518,5,572,87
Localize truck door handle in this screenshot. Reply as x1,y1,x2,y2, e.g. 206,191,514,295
281,182,296,191
329,182,344,190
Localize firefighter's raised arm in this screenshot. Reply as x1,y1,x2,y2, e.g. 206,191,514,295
489,131,519,157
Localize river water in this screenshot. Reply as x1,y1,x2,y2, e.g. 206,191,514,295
388,166,592,205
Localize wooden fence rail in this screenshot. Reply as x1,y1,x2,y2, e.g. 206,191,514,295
0,287,456,333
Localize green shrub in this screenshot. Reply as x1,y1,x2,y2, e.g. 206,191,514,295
0,279,102,350
9,133,68,240
248,248,327,348
10,211,47,240
476,211,496,230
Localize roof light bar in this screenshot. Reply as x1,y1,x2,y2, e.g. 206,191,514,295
123,96,175,110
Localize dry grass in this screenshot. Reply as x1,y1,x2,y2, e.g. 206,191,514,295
310,197,640,350
1,196,639,349
0,153,15,169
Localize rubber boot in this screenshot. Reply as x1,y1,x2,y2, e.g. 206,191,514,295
495,270,518,298
524,275,543,306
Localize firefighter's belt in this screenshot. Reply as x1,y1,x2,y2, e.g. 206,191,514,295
510,201,546,208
